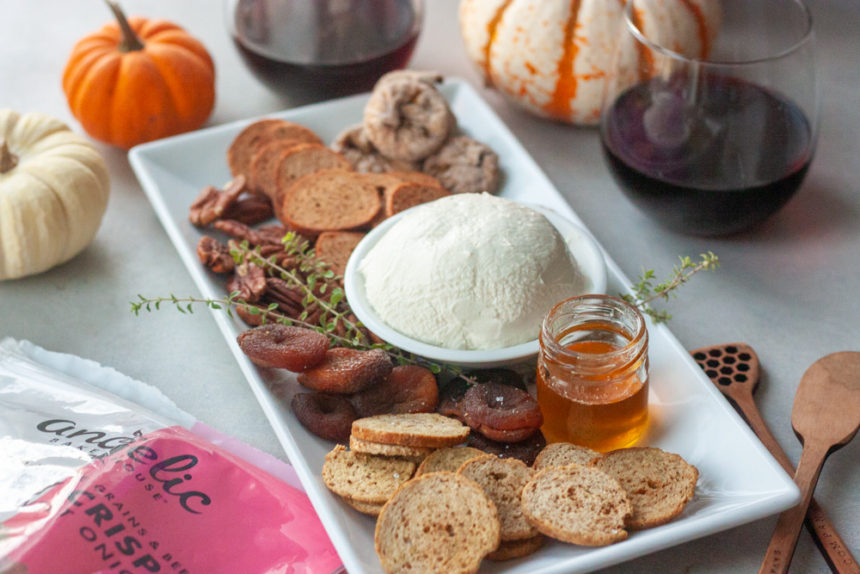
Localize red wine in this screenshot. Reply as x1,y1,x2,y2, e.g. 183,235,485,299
601,74,813,235
233,34,419,97
230,0,421,98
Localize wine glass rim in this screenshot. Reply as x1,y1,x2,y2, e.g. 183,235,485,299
623,0,814,67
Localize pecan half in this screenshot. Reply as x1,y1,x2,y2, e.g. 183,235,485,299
223,194,274,226
263,278,304,317
189,175,247,227
214,220,290,247
196,236,235,274
226,261,267,303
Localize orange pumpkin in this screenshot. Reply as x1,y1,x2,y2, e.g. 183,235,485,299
63,2,215,149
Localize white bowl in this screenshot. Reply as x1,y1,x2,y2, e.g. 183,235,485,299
343,203,607,368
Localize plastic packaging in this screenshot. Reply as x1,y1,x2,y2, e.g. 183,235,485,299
0,338,342,574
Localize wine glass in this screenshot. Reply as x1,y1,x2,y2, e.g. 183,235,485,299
225,0,423,99
600,0,819,236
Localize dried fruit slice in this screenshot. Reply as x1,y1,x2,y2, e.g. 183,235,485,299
460,382,543,442
363,77,455,161
331,124,418,174
297,347,392,394
349,365,439,418
422,135,500,194
291,392,357,444
236,324,329,372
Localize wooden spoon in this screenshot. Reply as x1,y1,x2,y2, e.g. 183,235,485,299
758,351,860,574
691,344,860,574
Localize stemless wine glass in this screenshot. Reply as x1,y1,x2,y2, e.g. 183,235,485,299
225,0,423,98
600,0,819,236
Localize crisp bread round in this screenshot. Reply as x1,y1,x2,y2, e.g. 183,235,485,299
458,454,538,541
533,442,601,470
486,535,545,561
375,472,500,574
321,444,416,504
344,496,385,516
228,119,321,180
590,447,698,529
279,168,380,234
352,413,470,448
416,446,485,476
521,464,631,546
349,435,434,460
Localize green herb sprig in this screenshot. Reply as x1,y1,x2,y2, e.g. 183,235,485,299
621,251,720,323
132,229,718,378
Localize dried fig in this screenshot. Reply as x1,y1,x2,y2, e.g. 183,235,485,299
237,324,329,372
460,382,543,442
297,348,392,394
350,365,439,417
331,124,418,173
291,392,357,443
363,78,454,161
422,135,500,195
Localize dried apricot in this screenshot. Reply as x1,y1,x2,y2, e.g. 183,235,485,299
460,382,543,441
291,392,356,443
237,324,329,372
297,347,392,394
350,365,439,417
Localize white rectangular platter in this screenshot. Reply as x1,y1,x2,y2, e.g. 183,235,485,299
130,78,799,574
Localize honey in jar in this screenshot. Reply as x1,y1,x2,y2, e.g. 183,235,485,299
537,295,649,452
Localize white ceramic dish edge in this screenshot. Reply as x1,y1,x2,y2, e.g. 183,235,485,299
343,202,607,368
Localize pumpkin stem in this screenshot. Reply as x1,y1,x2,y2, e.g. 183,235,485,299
0,139,18,174
106,0,145,52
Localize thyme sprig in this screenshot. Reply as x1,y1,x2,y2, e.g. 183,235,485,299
232,232,366,342
132,224,717,379
621,251,720,324
131,293,464,380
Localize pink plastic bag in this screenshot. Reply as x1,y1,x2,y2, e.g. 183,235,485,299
0,339,342,574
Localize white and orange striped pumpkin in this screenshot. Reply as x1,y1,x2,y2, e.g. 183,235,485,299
459,0,722,125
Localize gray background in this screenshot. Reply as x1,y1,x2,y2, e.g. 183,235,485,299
1,1,857,572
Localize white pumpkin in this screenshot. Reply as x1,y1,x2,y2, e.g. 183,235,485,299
0,110,109,280
459,0,722,125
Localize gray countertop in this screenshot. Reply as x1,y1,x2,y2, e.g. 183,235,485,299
1,1,858,572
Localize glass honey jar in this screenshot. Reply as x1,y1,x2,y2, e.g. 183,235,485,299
537,294,649,452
